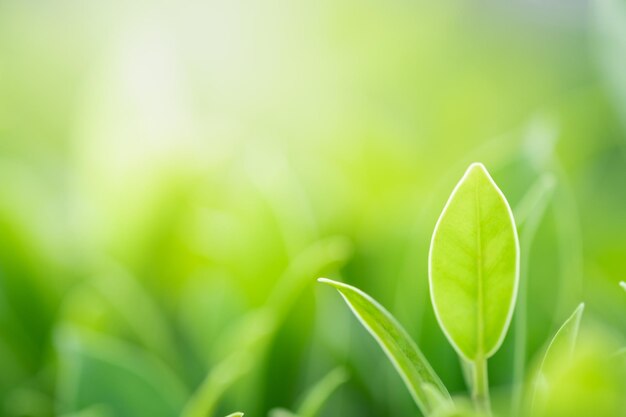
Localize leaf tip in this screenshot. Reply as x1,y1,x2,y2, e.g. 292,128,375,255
466,161,489,176
317,277,344,290
571,302,585,325
468,161,487,170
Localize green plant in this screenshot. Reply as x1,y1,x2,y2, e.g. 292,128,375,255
530,303,584,415
318,163,598,417
268,367,348,417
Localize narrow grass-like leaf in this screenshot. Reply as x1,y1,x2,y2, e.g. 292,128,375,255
429,163,520,361
224,413,244,417
538,303,585,380
532,303,584,414
296,367,348,417
511,174,556,413
179,351,254,417
513,174,556,229
268,367,347,417
182,237,351,417
318,278,450,415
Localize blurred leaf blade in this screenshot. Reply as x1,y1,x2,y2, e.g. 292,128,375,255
538,303,585,382
179,348,256,417
511,173,556,412
513,174,556,229
55,326,187,417
532,303,585,414
182,236,351,417
296,366,349,417
268,236,352,319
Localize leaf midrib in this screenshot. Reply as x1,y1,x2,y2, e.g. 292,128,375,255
474,179,485,360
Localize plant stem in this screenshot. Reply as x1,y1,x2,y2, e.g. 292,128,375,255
472,358,491,416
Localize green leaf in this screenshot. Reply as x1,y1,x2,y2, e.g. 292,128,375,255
511,174,556,413
429,162,519,361
224,413,244,417
532,303,585,414
55,326,187,417
513,174,556,229
182,237,351,417
267,367,347,417
318,278,450,415
296,367,348,417
538,303,585,381
179,351,255,417
532,328,626,417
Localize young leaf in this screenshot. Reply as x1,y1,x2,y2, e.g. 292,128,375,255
224,413,244,417
318,278,451,415
179,352,254,417
538,303,585,380
531,303,584,414
267,367,347,417
296,367,349,417
429,163,520,361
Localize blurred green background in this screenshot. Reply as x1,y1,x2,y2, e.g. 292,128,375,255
0,0,625,416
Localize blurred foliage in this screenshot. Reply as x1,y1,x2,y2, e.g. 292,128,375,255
0,0,625,416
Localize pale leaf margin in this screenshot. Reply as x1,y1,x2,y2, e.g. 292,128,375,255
531,302,584,413
428,162,520,361
296,366,349,417
539,302,585,376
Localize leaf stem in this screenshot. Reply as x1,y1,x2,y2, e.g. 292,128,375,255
472,358,491,416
